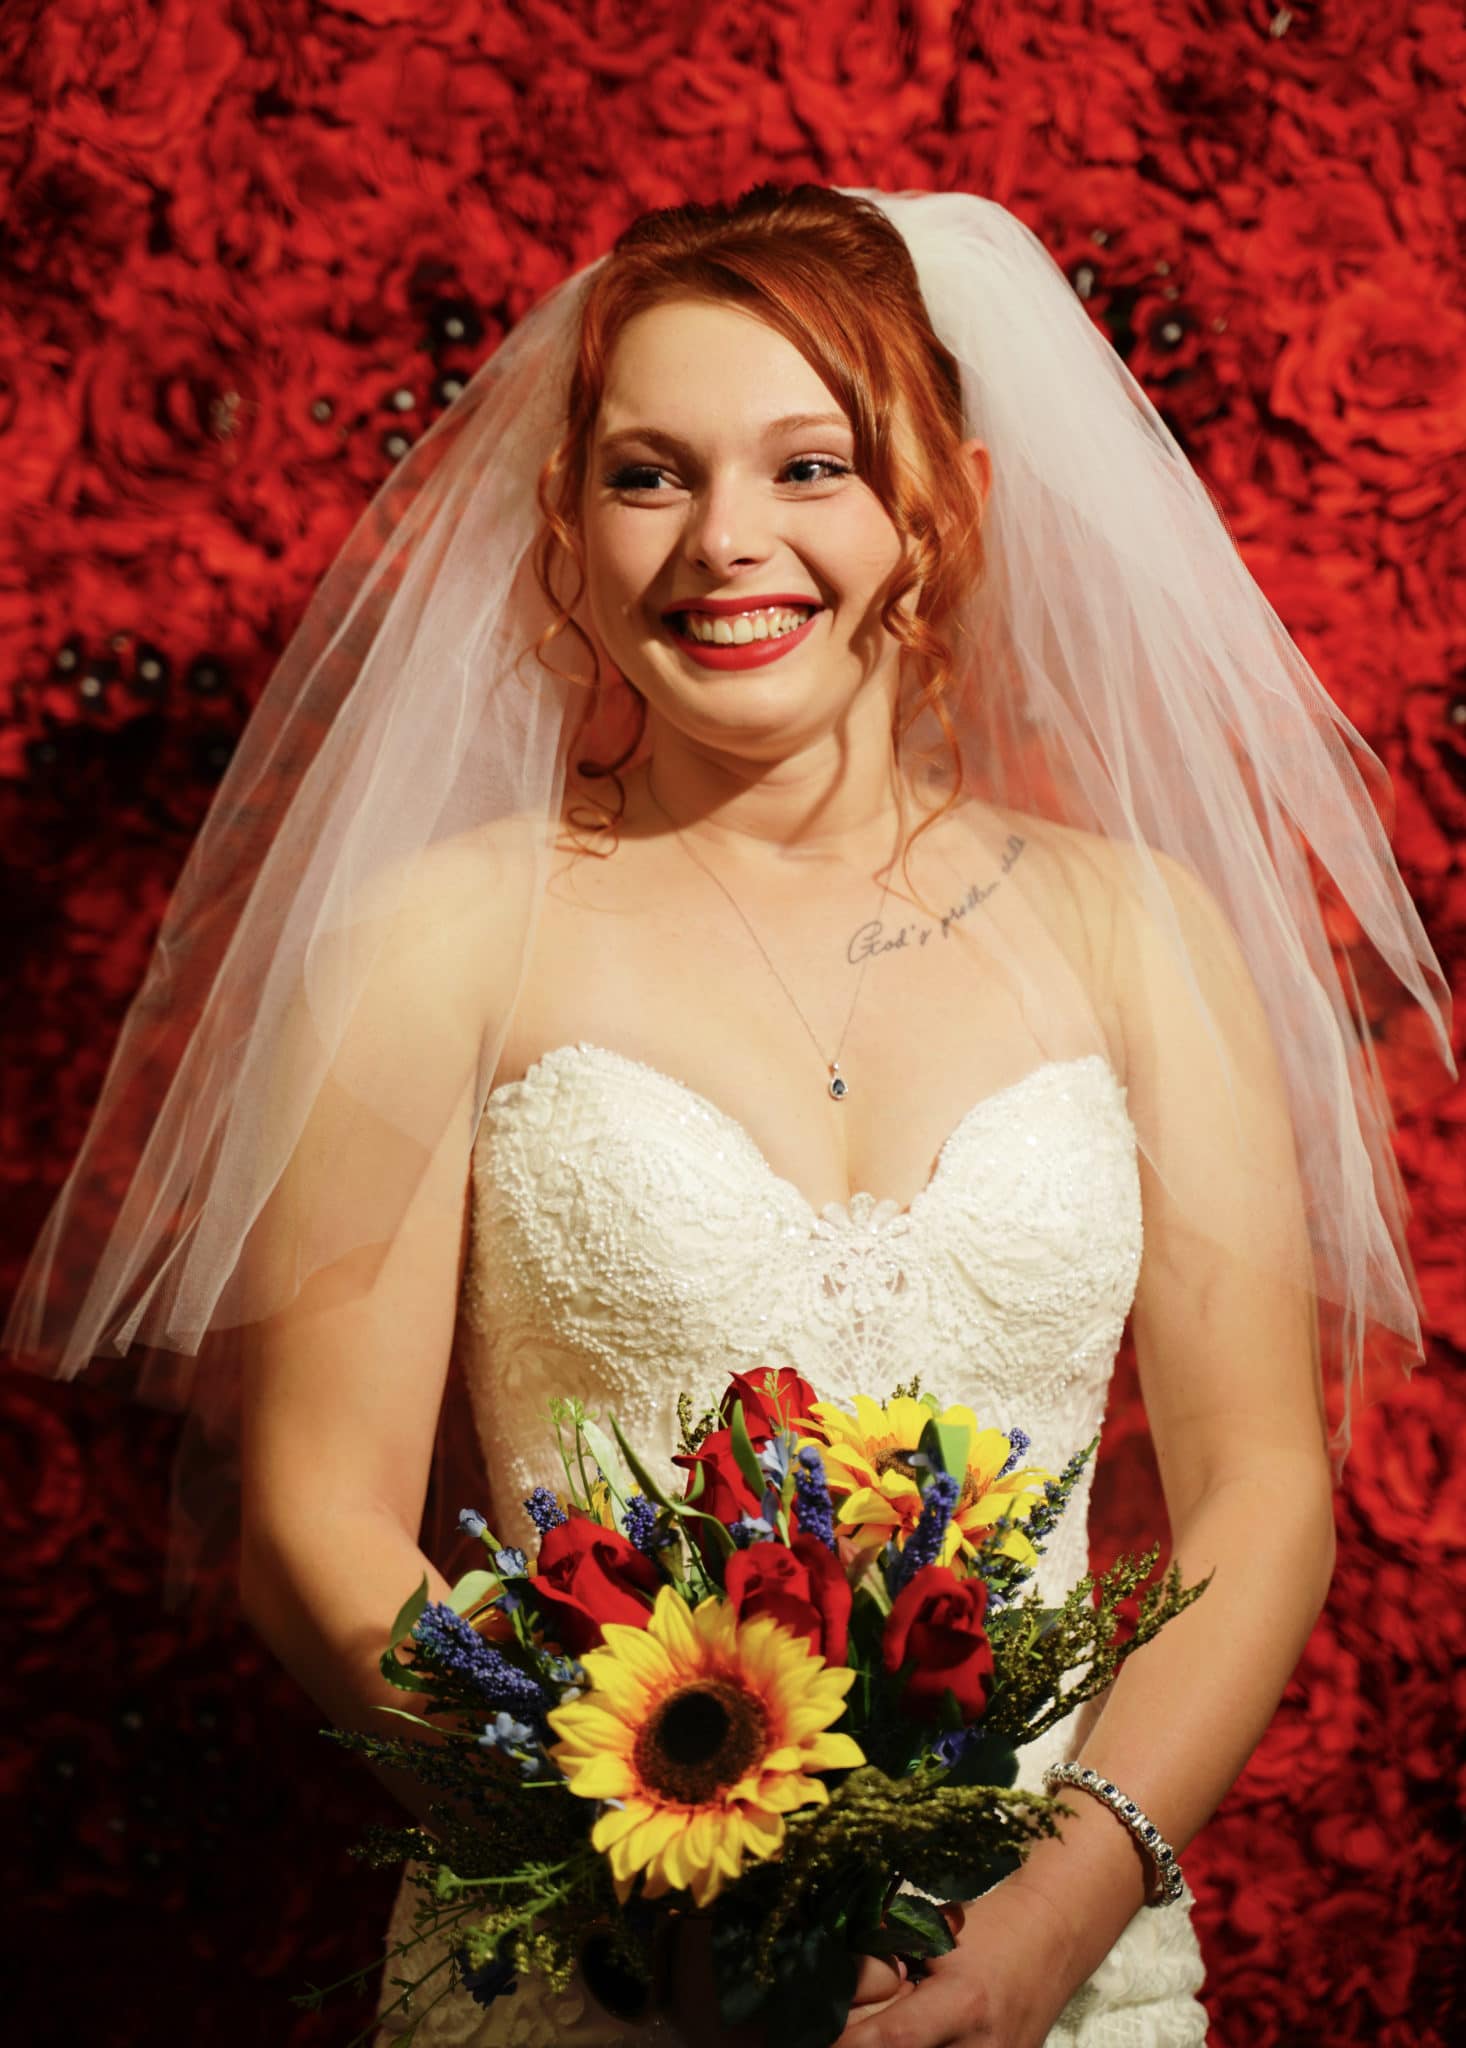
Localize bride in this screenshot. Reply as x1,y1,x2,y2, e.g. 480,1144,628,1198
5,186,1452,2047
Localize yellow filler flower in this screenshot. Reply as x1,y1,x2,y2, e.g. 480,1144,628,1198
546,1582,864,1908
801,1394,1054,1568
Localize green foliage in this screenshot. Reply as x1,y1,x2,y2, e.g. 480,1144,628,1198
728,1398,767,1500
677,1389,720,1454
917,1413,971,1482
387,1574,430,1651
706,1763,1060,2041
984,1546,1211,1745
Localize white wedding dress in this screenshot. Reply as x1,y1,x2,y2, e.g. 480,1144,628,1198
372,1044,1208,2046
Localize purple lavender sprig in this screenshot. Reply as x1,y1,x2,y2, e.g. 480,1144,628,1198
997,1428,1031,1480
794,1444,837,1551
891,1469,961,1595
524,1486,568,1535
410,1602,547,1718
622,1490,667,1557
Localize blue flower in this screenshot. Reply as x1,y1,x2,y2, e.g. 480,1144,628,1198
410,1602,546,1717
524,1486,568,1535
757,1430,796,1485
997,1428,1031,1480
478,1709,553,1778
892,1470,961,1594
932,1725,982,1769
492,1545,529,1578
622,1491,663,1556
729,1513,776,1548
478,1710,538,1751
458,1507,489,1540
794,1444,837,1551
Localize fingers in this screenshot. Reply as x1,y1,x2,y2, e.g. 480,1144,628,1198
851,1952,908,2005
835,1978,917,2037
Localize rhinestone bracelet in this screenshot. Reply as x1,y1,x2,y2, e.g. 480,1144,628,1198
1041,1763,1186,1908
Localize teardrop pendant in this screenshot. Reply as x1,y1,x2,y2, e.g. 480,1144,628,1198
828,1062,849,1101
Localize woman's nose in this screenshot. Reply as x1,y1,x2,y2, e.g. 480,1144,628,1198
685,475,774,576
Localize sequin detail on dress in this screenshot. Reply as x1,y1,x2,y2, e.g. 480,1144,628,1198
373,1046,1208,2046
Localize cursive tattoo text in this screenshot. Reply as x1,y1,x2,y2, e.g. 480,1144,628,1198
847,833,1026,964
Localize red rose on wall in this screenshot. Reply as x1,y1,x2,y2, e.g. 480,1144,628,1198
718,1367,818,1442
724,1532,851,1666
1271,259,1466,477
530,1508,661,1653
881,1564,994,1724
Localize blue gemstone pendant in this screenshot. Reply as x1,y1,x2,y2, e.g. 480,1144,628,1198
828,1063,849,1101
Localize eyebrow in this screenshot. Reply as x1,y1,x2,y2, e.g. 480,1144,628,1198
597,410,853,458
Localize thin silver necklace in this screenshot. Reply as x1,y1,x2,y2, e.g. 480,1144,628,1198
645,772,900,1102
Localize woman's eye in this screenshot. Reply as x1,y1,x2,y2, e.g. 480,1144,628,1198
601,464,671,491
783,457,850,485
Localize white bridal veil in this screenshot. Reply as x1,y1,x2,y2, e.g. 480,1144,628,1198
4,187,1454,1608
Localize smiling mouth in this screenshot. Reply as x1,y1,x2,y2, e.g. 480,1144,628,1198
669,604,819,646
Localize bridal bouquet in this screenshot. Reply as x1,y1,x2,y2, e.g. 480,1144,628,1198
301,1369,1204,2048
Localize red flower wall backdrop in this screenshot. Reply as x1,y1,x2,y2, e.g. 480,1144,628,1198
2,2,1462,2043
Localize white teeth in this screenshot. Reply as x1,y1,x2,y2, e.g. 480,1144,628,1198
678,605,813,645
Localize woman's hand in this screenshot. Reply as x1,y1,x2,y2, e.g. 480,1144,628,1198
848,1950,916,2023
658,1915,918,2043
832,1885,1079,2048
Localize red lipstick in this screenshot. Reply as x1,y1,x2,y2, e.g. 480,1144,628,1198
665,605,822,671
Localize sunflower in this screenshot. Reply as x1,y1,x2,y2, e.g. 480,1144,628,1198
545,1582,863,1908
799,1394,1053,1568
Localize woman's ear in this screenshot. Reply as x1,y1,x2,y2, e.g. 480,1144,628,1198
961,436,993,520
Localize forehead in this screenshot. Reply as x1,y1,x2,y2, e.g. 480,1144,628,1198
595,298,850,442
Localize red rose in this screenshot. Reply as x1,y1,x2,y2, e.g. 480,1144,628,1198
530,1508,661,1653
718,1367,819,1442
724,1534,852,1667
882,1564,994,1724
1271,259,1466,475
672,1426,761,1530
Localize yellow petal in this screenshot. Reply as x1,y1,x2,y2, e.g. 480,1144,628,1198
754,1772,828,1813
592,1803,649,1851
560,1751,634,1801
600,1622,674,1685
837,1486,903,1527
649,1585,703,1664
806,1731,866,1769
734,1807,786,1859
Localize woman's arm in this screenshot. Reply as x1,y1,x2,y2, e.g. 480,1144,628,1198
839,850,1337,2047
238,1166,473,1831
237,837,511,1833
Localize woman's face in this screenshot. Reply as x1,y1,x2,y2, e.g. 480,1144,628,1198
576,297,973,762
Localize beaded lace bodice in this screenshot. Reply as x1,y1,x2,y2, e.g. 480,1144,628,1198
375,1046,1213,2048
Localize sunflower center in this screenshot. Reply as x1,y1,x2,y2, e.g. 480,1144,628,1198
873,1439,921,1485
635,1678,768,1805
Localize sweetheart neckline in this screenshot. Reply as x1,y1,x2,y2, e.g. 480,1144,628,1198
481,1043,1131,1224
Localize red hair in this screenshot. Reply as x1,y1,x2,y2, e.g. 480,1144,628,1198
530,182,988,873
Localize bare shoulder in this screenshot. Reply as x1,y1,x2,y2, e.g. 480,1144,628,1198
941,794,1126,944
947,799,1259,1061
326,813,551,1046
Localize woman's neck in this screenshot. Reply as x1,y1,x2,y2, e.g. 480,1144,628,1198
634,721,921,866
